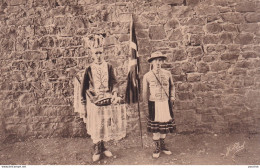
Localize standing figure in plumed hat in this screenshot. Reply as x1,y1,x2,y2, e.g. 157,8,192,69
142,51,176,158
80,34,126,162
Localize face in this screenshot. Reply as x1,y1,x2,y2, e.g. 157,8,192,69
151,58,164,70
93,50,104,64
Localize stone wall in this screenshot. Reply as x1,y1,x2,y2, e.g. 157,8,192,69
0,0,259,139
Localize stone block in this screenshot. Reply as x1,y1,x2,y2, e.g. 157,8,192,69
221,53,239,61
175,101,196,110
50,98,68,106
170,63,182,75
197,62,209,73
136,30,149,39
204,94,222,108
203,35,219,44
196,4,220,15
242,52,258,59
221,13,245,24
104,36,117,46
171,49,187,61
182,62,196,73
220,33,233,44
149,25,166,40
235,2,256,12
187,46,203,57
161,0,183,5
235,61,253,69
6,0,26,6
186,0,199,6
227,44,240,53
222,24,237,32
192,82,211,92
234,33,254,45
206,23,222,34
185,26,204,34
177,83,192,91
169,29,183,41
23,51,47,60
56,0,77,6
238,23,259,33
232,68,247,76
206,45,226,54
187,73,201,82
135,21,149,29
210,61,230,72
78,0,97,5
119,34,129,42
201,114,216,123
231,78,244,88
180,17,205,26
207,15,220,23
177,92,195,100
245,13,260,23
219,7,232,13
150,41,168,49
172,74,186,82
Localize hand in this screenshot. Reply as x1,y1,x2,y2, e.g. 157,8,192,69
111,92,123,104
112,96,122,104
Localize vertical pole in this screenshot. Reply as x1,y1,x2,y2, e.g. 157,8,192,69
137,81,143,148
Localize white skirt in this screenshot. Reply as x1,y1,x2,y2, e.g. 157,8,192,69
85,98,127,143
154,100,172,122
73,77,127,143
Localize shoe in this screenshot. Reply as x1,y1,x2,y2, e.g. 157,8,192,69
101,140,113,157
160,138,172,155
103,150,113,157
153,140,161,158
92,154,100,162
92,142,101,162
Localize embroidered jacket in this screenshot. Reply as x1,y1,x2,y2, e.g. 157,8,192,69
81,62,117,105
143,69,175,102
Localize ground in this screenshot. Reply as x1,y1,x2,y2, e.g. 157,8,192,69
0,132,259,165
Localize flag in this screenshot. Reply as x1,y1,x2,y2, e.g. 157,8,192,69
125,15,140,104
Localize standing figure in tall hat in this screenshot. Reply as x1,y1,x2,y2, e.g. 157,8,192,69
142,51,176,158
80,34,126,162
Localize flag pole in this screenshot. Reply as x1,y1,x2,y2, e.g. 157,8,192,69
137,84,143,148
131,14,143,148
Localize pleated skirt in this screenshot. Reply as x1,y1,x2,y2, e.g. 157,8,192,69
147,100,176,134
